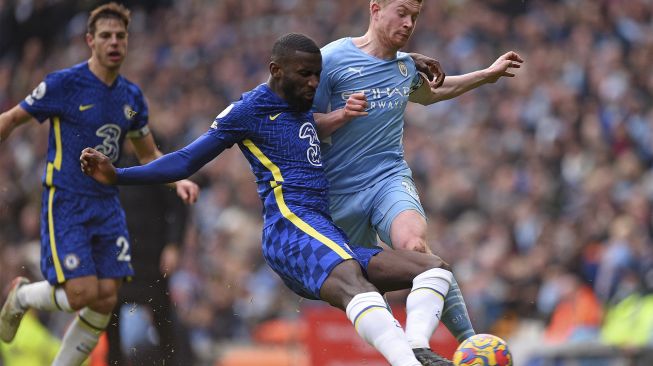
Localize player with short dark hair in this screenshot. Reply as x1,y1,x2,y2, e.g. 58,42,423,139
0,3,198,365
81,32,455,366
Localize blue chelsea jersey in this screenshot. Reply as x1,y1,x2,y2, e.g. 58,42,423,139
20,62,149,196
208,84,331,218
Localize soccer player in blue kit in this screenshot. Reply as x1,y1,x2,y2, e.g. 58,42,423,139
81,33,457,366
313,0,524,362
0,3,198,365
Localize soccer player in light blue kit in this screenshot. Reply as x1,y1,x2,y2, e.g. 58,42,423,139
81,33,458,366
314,0,524,361
0,4,198,365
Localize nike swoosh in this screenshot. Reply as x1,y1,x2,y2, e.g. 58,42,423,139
79,104,94,111
269,113,282,121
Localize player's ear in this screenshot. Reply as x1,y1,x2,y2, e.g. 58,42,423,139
370,2,381,19
269,61,282,78
85,32,94,47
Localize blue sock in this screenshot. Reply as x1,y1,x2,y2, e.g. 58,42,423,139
441,276,475,343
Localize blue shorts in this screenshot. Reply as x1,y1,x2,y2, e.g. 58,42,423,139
40,188,134,285
328,174,426,248
262,207,382,300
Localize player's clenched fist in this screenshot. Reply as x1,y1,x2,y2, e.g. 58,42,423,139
80,147,117,185
342,92,368,121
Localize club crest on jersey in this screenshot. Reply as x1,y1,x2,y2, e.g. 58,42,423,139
398,61,408,77
124,105,137,120
64,254,80,270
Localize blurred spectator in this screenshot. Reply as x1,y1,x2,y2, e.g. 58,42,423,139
105,137,195,366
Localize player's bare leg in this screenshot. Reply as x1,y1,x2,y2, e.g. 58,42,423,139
52,276,120,366
367,248,454,365
391,210,476,343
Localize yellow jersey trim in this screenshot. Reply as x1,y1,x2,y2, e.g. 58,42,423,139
243,139,283,184
242,139,351,260
45,117,63,186
47,187,65,283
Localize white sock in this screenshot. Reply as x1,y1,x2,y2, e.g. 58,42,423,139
346,292,421,366
405,268,453,349
52,307,111,366
17,280,72,312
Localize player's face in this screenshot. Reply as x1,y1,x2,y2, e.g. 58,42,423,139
280,51,322,112
374,0,422,49
87,18,128,71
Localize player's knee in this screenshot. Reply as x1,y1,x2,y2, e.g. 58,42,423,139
321,260,378,309
90,293,118,314
65,286,99,310
396,236,428,253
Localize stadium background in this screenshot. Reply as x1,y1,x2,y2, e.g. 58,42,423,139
1,0,653,365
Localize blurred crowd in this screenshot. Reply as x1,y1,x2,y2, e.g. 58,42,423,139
1,0,653,363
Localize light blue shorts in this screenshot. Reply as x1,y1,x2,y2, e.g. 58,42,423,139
328,174,426,248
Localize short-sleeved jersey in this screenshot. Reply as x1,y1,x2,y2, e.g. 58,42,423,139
314,38,423,194
207,84,331,220
20,61,149,196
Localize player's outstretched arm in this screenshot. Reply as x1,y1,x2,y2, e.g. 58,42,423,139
129,133,199,204
409,51,524,105
314,92,368,139
0,105,33,145
80,147,118,185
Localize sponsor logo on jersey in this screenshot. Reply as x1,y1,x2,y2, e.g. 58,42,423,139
299,122,322,166
79,104,94,111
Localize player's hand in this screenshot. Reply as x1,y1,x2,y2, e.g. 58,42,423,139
409,52,445,88
160,244,180,276
80,147,117,185
175,179,199,204
341,92,368,122
484,51,524,83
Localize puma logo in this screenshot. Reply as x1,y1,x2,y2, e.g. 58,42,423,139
347,66,364,76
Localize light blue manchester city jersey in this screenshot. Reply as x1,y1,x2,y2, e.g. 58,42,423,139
314,38,423,194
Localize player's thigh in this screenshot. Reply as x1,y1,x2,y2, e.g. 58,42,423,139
88,278,122,313
92,196,135,281
262,212,355,301
329,189,378,248
320,259,378,310
40,189,98,285
371,175,427,248
62,275,100,310
366,249,449,293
